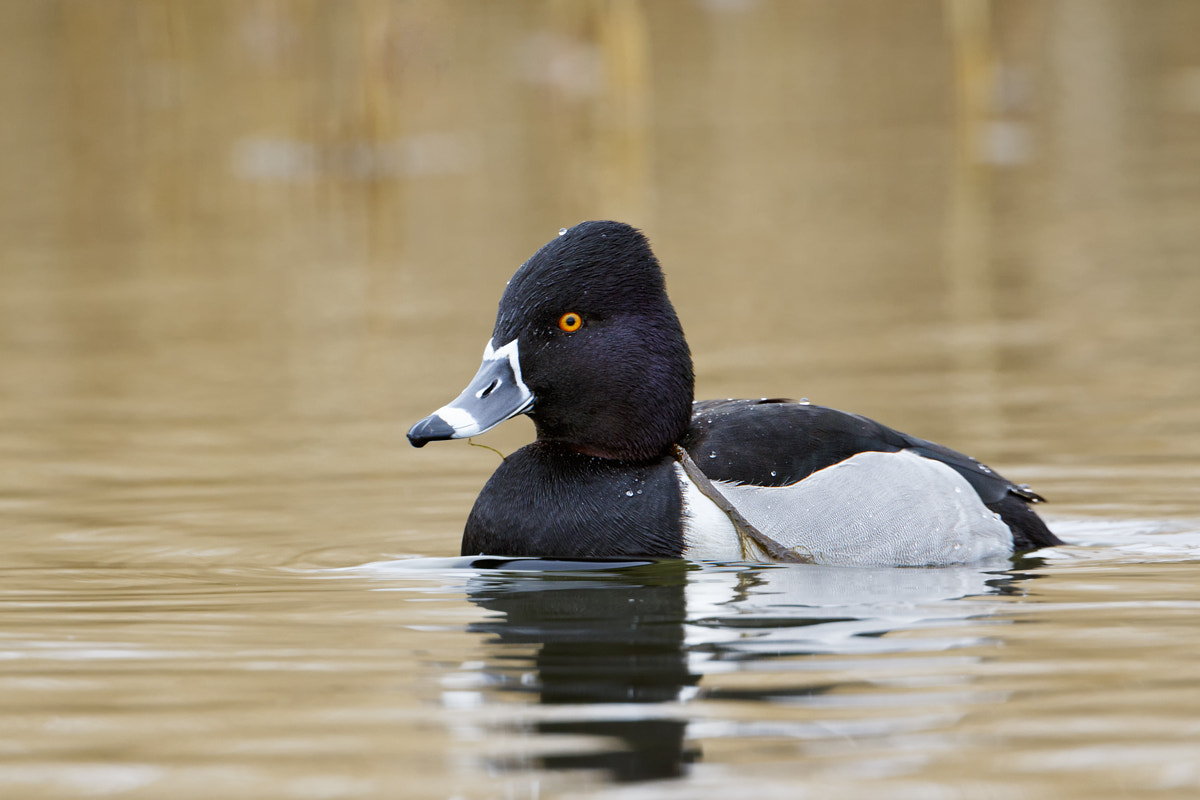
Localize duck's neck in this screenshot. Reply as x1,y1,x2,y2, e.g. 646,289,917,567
534,405,691,463
532,383,694,463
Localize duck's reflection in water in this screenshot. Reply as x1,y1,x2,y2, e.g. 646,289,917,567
466,560,698,781
459,556,1048,784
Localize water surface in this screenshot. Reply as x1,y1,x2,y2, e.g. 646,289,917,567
2,2,1200,798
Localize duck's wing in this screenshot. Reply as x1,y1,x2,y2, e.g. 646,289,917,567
684,398,1061,549
688,398,1021,499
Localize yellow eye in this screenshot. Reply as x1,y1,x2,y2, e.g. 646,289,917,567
558,312,583,332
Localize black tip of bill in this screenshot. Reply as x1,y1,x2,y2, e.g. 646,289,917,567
407,415,456,448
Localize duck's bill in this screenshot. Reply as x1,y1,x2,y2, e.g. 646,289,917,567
407,339,533,447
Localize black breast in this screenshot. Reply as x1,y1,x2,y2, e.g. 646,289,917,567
462,442,685,558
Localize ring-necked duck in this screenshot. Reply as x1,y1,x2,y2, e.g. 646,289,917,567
408,221,1062,565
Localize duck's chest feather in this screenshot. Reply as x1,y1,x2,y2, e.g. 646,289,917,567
462,443,686,558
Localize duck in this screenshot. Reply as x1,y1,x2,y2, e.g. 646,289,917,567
407,220,1062,566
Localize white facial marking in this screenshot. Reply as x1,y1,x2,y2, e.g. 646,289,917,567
486,338,531,405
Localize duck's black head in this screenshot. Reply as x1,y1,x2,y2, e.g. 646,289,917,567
408,221,695,462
